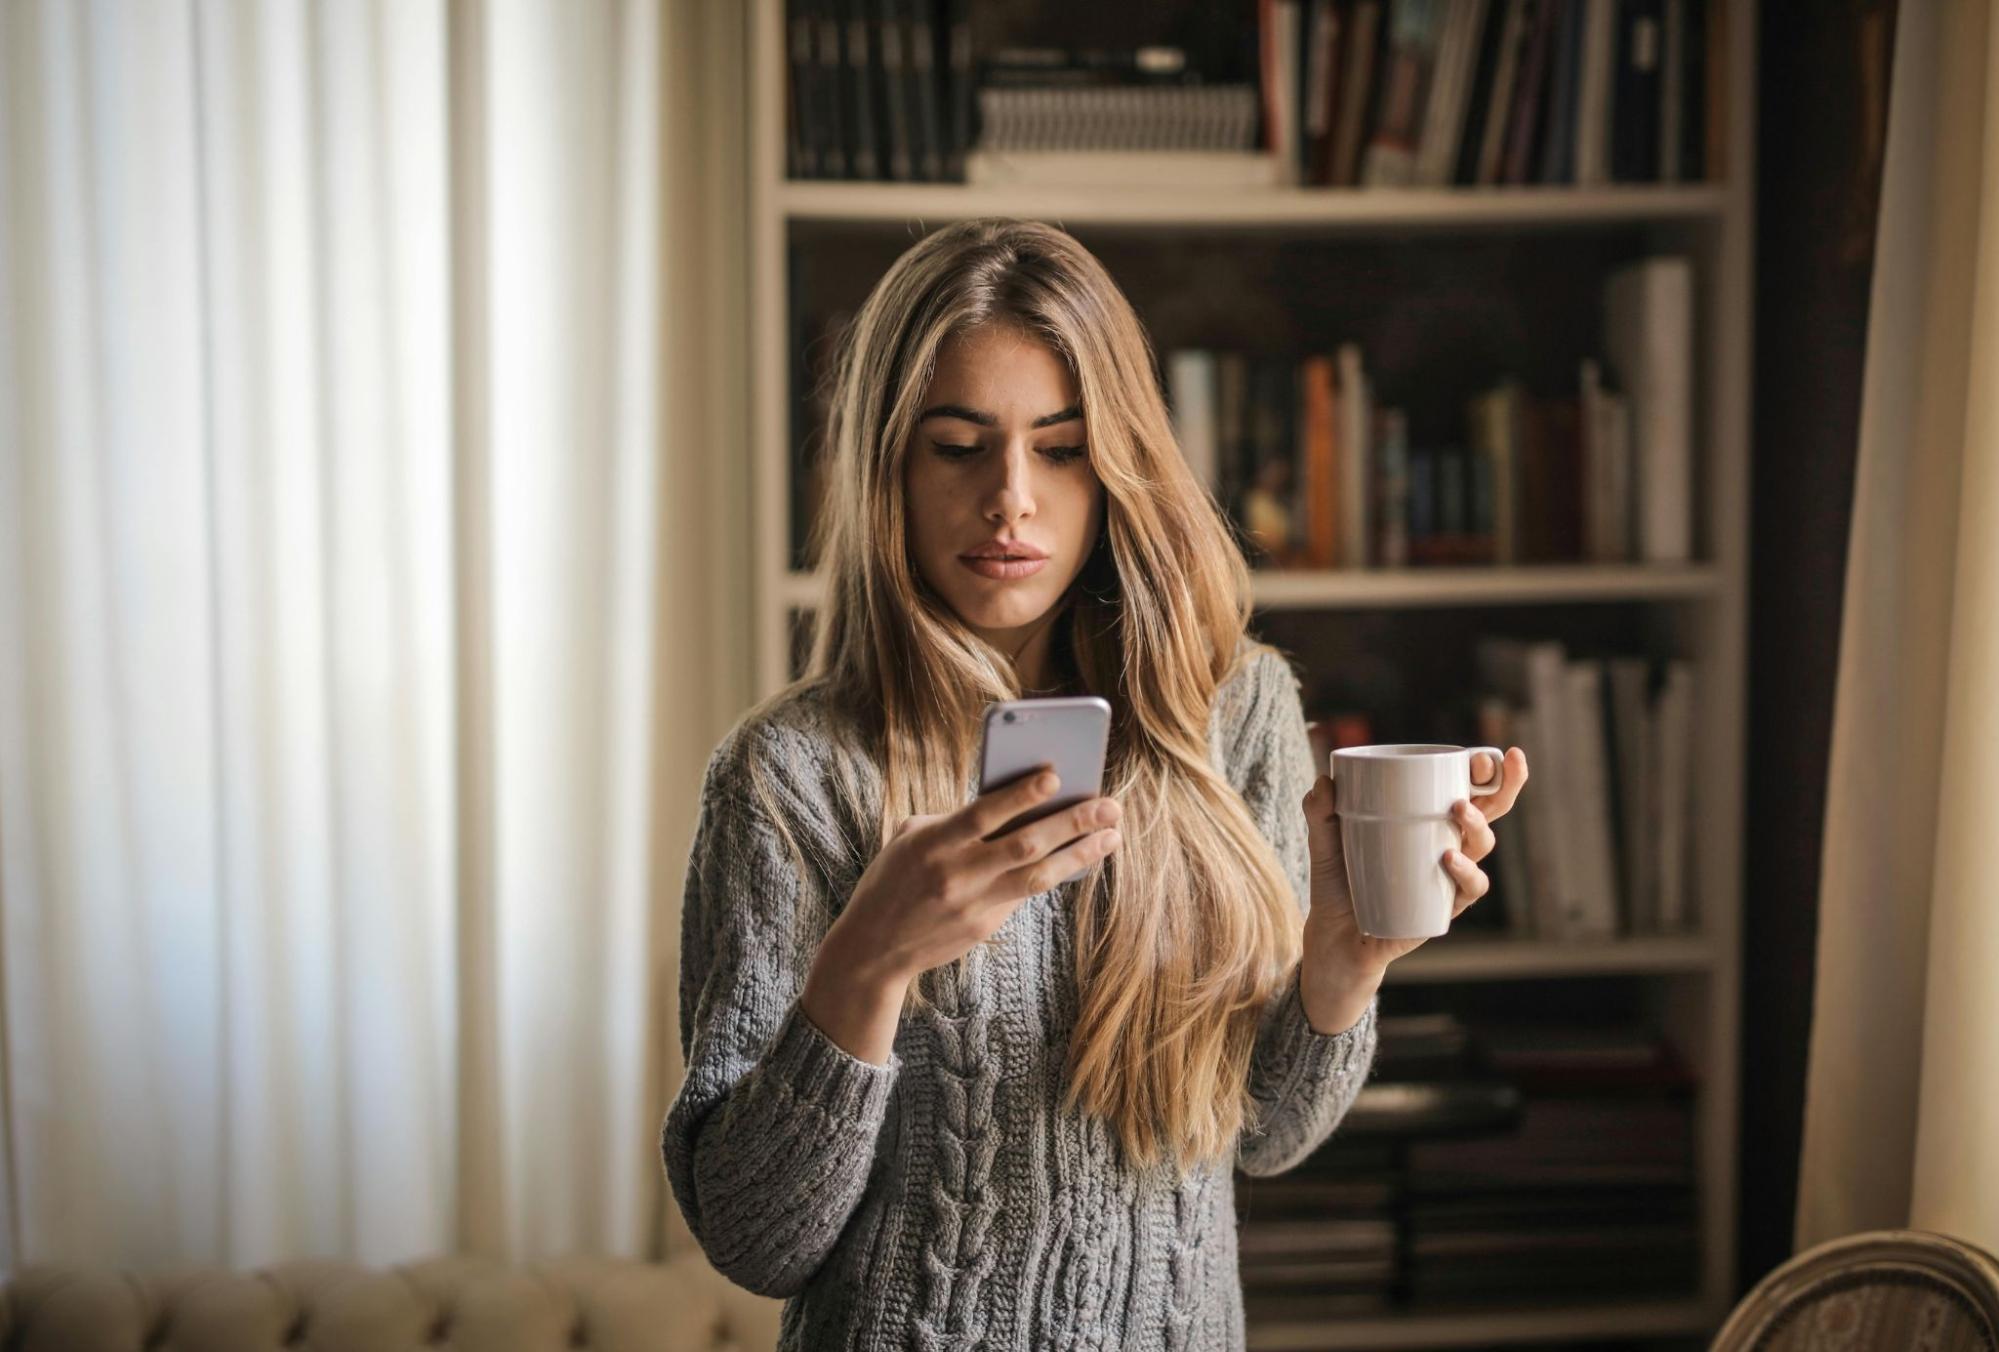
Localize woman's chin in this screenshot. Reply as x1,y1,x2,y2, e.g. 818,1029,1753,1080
948,589,1059,634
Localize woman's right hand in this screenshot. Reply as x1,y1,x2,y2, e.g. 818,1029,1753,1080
824,766,1122,993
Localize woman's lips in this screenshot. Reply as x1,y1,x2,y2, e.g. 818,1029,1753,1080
959,555,1049,580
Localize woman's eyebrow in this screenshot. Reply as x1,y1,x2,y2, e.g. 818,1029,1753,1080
918,403,1083,429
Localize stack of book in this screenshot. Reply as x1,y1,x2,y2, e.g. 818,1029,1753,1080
785,0,973,182
1401,1022,1701,1305
1474,635,1699,942
1238,1010,1508,1319
1264,0,1725,189
1164,253,1693,571
1244,1013,1698,1316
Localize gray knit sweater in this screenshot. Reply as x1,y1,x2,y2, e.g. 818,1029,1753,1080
661,641,1380,1350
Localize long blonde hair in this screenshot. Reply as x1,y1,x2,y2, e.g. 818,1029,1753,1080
791,218,1301,1176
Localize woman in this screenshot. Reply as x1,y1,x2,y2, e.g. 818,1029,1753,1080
661,218,1529,1349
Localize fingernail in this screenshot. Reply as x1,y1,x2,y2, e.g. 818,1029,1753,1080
1038,772,1058,792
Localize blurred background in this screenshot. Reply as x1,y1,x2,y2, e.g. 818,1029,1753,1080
3,1,1996,1350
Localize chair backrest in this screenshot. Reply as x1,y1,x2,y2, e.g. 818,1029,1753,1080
1712,1228,1999,1352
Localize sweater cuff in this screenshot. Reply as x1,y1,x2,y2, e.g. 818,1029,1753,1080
764,998,902,1122
1263,972,1378,1104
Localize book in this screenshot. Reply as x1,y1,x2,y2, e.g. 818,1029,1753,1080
1166,350,1221,497
814,0,849,177
1604,254,1695,562
1563,658,1623,937
1605,654,1655,932
876,0,913,181
1301,354,1340,567
1611,0,1664,181
1573,0,1618,185
1476,637,1579,938
1362,0,1448,186
1303,0,1346,183
1330,0,1385,185
1468,0,1530,184
1501,0,1560,183
1466,380,1521,563
842,0,881,179
1373,406,1411,567
1336,343,1371,567
1536,0,1584,183
1414,0,1490,185
1653,658,1696,931
1476,695,1534,936
787,0,820,177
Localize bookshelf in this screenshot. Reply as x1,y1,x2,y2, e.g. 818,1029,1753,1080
748,1,1755,1346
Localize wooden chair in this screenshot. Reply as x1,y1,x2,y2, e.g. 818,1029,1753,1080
1712,1229,1999,1351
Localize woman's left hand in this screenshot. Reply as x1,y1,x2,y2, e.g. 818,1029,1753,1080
1294,747,1532,1033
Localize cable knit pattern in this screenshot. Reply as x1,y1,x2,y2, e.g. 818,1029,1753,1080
913,942,1002,1351
660,636,1380,1350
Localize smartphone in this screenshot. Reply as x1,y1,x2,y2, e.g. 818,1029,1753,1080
977,695,1113,881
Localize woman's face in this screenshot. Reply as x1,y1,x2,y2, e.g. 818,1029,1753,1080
904,323,1104,648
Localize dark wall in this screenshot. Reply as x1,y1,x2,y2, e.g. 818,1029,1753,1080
1739,0,1895,1296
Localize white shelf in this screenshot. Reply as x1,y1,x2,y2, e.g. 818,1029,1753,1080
780,180,1730,232
1246,1296,1720,1351
1383,935,1715,984
777,564,1720,612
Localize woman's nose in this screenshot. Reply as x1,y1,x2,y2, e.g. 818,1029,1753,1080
984,445,1035,522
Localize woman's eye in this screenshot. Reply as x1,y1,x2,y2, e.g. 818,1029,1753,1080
929,442,1087,463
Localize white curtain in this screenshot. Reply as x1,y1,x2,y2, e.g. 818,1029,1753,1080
0,0,750,1268
1794,0,1999,1255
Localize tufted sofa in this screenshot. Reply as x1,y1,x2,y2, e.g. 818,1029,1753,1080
0,1251,782,1352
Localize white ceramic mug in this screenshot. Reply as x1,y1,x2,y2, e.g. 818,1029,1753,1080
1331,744,1505,939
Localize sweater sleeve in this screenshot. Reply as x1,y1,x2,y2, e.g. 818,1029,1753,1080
660,725,901,1297
1230,648,1380,1178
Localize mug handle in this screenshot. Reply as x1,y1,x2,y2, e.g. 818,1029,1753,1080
1466,746,1506,793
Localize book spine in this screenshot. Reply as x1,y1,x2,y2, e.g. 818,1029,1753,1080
844,0,881,179
911,0,943,179
945,0,971,177
788,0,820,177
815,0,849,177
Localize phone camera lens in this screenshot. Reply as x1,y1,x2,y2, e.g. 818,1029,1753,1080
1003,712,1017,723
